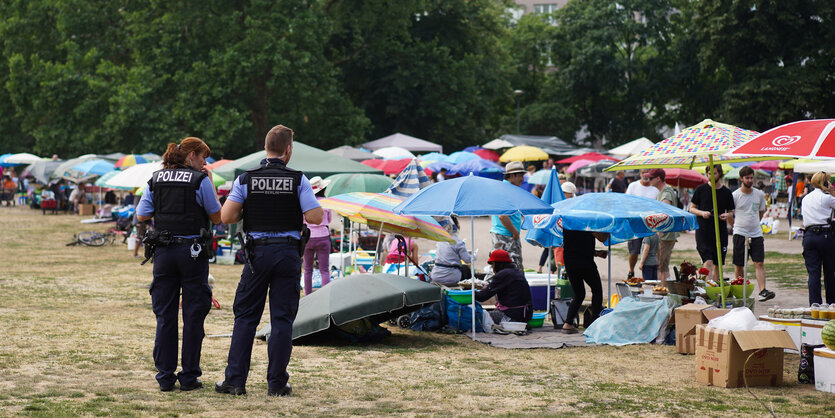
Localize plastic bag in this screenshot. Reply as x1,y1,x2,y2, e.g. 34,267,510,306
707,307,758,331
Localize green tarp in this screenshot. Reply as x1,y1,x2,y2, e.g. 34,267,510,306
213,142,383,180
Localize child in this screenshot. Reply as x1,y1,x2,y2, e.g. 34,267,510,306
637,233,659,281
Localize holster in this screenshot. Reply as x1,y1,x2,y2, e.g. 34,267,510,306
198,228,213,259
299,226,311,258
141,230,171,265
236,231,256,274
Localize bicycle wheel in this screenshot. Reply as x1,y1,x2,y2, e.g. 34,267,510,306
78,231,107,247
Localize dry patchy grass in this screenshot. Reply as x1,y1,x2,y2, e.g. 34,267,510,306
0,206,831,416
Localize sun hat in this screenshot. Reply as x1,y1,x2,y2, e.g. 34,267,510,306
561,181,577,194
504,161,526,175
487,249,513,263
309,176,331,193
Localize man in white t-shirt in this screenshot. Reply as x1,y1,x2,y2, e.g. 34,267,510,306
625,169,659,278
730,166,774,301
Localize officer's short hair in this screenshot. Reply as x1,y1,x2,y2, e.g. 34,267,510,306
266,125,294,155
738,166,754,178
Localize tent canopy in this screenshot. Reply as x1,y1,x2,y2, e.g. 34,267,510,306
608,137,654,157
495,134,597,157
363,133,443,153
328,145,379,161
213,141,384,180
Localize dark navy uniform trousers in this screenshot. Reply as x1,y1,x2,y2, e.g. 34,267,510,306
150,243,211,388
802,228,835,305
224,242,301,389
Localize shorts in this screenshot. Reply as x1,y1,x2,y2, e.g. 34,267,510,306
732,235,764,265
627,238,643,255
657,239,676,273
696,239,727,265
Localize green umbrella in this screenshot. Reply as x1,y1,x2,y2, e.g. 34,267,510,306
212,141,383,180
724,166,771,180
291,274,442,340
324,173,394,197
211,172,228,188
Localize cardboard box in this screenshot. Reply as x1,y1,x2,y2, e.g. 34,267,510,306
758,315,801,353
802,318,827,346
814,347,835,393
674,304,729,354
694,324,796,388
77,203,96,216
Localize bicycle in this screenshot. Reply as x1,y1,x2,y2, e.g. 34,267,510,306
67,230,118,247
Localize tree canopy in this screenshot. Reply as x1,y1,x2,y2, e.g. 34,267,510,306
0,0,832,157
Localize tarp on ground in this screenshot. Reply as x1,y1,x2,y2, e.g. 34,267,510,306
496,134,597,157
363,133,443,153
212,142,384,180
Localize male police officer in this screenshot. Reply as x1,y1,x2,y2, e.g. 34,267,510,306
216,125,323,397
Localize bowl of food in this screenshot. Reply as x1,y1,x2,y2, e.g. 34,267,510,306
704,285,731,300
528,312,547,328
730,283,755,298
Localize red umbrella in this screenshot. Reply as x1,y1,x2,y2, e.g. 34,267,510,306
663,168,708,188
206,159,233,170
557,152,619,164
363,158,411,175
729,119,835,158
750,160,782,171
472,148,500,162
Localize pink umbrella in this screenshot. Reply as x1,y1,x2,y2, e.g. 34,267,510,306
472,148,500,162
557,152,619,164
750,160,782,171
663,168,708,188
565,159,596,173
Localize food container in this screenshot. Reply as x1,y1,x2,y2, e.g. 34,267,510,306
446,289,473,305
501,322,527,332
731,283,755,298
705,285,731,300
528,312,547,328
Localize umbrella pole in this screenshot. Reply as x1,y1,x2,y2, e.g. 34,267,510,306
373,222,385,272
471,216,476,340
340,217,345,277
607,240,612,307
709,156,726,307
546,249,552,311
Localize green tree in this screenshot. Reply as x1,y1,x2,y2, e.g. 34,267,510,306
674,0,835,130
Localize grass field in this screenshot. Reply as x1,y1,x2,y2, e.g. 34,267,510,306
0,206,831,416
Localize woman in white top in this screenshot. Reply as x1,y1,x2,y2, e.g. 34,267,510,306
431,216,473,286
800,171,835,305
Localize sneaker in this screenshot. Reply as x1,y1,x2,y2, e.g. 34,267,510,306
758,289,776,302
627,271,635,280
180,379,203,391
268,383,292,397
215,380,246,396
160,384,175,392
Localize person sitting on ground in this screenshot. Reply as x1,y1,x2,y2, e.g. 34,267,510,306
430,216,473,286
475,250,533,325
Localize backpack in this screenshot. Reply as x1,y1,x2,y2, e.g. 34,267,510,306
444,295,483,332
672,187,684,209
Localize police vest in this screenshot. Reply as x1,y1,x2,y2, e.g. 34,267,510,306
148,167,209,235
242,163,303,233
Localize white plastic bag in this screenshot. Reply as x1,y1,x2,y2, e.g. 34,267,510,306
481,309,494,333
707,307,758,331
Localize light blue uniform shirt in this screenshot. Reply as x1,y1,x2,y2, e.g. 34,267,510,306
136,173,221,238
227,159,321,239
490,180,522,236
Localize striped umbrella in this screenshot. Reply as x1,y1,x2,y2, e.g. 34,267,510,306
320,192,453,243
114,154,149,168
387,159,431,198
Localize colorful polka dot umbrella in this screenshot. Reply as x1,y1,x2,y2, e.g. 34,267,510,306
114,154,149,168
604,119,770,307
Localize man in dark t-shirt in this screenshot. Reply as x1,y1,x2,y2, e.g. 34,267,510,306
689,165,735,281
606,171,627,193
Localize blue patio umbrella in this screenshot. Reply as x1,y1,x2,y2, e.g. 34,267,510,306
447,158,503,178
418,152,448,163
527,192,698,300
462,146,482,153
527,169,552,185
425,161,455,173
446,151,481,164
520,167,565,307
0,153,14,167
71,159,116,176
394,174,554,338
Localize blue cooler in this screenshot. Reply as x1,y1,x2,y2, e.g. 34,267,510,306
526,276,559,311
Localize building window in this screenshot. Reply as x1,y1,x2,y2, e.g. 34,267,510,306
533,3,560,15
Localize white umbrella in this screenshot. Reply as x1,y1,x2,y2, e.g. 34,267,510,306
482,138,514,150
4,153,44,165
103,162,162,189
793,160,835,174
608,137,654,157
373,146,416,160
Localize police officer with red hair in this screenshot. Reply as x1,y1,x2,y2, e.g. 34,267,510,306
137,137,222,392
215,125,323,397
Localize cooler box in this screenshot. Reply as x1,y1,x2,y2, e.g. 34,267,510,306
814,347,835,393
802,318,827,346
525,274,572,311
759,315,801,353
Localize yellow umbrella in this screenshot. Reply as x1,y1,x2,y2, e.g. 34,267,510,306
778,158,817,170
499,145,549,162
605,119,768,306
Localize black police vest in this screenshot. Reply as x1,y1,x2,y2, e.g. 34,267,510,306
242,163,303,233
148,167,209,235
